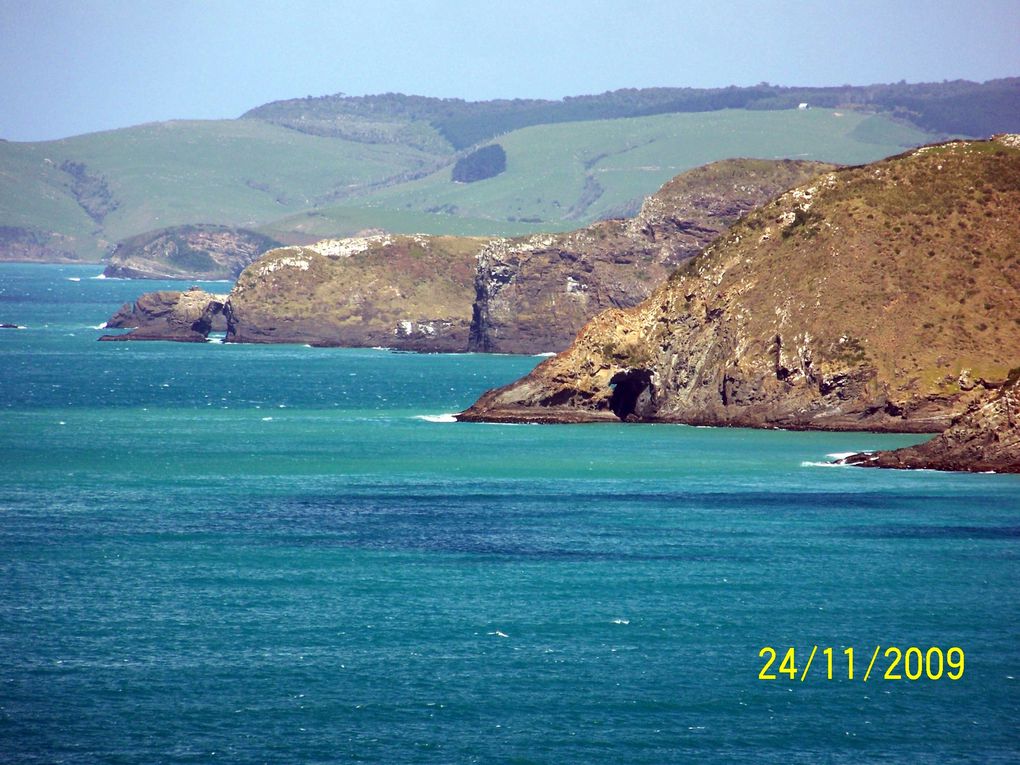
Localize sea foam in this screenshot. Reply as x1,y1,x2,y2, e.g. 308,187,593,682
414,413,458,423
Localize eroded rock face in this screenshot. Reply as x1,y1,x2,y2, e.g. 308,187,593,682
469,159,833,354
102,225,282,280
100,287,227,342
843,376,1020,472
460,137,1020,435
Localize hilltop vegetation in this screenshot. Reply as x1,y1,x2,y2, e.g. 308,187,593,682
246,79,1020,150
451,144,506,183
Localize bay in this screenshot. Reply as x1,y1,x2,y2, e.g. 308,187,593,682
1,264,1017,763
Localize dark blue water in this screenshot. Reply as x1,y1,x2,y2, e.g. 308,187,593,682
1,265,1018,763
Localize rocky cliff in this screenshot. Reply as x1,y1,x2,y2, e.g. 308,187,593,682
469,159,832,353
102,225,282,280
100,287,227,342
841,374,1019,473
460,136,1020,435
218,159,829,353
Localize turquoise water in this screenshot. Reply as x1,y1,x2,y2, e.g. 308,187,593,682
1,264,1018,763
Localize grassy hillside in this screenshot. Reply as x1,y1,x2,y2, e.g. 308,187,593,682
324,109,933,228
0,119,442,259
0,106,935,262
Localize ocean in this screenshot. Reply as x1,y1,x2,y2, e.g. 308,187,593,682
1,264,1018,763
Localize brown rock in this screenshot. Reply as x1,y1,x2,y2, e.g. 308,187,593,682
843,375,1020,473
100,287,228,342
469,159,833,354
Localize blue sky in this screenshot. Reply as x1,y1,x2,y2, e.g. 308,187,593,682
1,0,1018,141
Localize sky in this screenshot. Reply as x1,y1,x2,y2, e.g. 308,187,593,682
1,0,1018,142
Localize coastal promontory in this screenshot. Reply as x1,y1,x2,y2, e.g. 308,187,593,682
842,374,1019,473
218,159,831,352
459,136,1020,437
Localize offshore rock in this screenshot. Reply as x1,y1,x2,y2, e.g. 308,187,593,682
460,137,1020,435
102,224,282,280
100,287,227,342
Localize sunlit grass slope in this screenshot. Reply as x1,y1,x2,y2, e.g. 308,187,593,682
343,109,933,226
0,119,439,257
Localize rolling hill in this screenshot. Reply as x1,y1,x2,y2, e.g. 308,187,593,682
3,79,1017,264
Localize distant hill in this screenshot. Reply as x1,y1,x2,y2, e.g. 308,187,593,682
2,79,1016,264
342,109,930,231
245,79,1020,150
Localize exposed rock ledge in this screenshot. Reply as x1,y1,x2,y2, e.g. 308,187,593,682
100,287,227,342
841,376,1020,473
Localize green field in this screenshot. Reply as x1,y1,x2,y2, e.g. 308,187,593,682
344,109,933,226
0,119,442,258
1,108,934,260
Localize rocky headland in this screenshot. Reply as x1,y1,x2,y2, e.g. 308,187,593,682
102,225,283,280
106,159,830,351
100,287,227,342
0,226,82,263
459,136,1020,439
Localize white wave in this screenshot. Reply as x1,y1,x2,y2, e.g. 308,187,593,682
371,346,393,351
89,274,108,280
533,351,556,357
414,413,458,423
261,416,273,422
612,618,630,625
91,323,107,330
802,450,874,468
207,337,223,344
66,277,81,282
